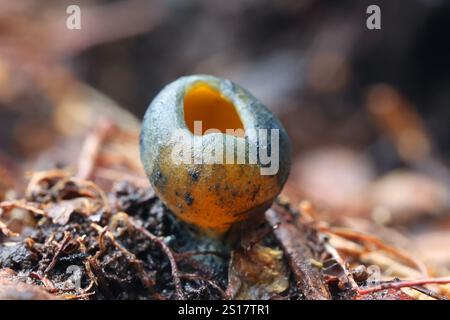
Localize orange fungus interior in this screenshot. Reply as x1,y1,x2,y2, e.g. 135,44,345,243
184,83,244,137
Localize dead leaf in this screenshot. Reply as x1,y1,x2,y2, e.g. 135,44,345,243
45,198,94,225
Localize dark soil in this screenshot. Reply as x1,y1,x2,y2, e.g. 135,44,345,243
0,177,231,299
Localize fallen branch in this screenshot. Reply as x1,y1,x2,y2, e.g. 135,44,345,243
266,206,331,300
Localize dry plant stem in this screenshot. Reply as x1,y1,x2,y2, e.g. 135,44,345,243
358,277,450,295
324,242,358,290
83,260,99,289
30,271,57,292
77,119,116,180
266,207,331,300
129,219,185,300
2,176,110,217
44,231,72,274
0,200,45,216
320,227,428,276
411,286,448,300
96,225,108,253
85,252,114,299
26,170,71,195
62,279,96,300
0,220,19,237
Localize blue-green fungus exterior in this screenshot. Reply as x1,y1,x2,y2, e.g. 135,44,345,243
140,75,291,234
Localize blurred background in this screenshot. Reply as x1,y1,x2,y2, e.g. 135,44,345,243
0,0,450,272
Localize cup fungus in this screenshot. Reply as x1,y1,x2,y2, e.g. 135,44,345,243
140,75,291,236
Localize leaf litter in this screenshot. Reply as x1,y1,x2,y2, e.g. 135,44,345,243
1,122,449,300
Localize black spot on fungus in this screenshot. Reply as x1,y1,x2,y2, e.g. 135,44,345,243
184,192,194,206
251,185,261,201
151,169,167,191
188,168,200,182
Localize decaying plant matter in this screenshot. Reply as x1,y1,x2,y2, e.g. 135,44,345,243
0,127,449,300
1,0,450,301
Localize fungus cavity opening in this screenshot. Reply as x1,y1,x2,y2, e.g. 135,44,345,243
184,83,244,137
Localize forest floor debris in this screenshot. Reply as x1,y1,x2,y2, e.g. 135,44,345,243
1,169,449,300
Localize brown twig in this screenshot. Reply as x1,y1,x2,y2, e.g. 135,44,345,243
0,220,19,237
129,219,185,300
69,178,111,213
0,200,46,216
324,242,359,290
91,222,156,291
25,169,72,198
266,207,331,300
320,227,428,276
77,119,116,180
29,271,58,293
44,231,72,274
357,277,450,296
97,225,108,254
